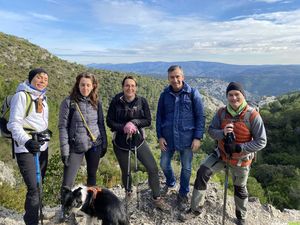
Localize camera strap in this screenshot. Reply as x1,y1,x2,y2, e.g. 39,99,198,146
75,103,97,143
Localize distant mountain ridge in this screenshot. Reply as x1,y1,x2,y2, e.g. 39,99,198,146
88,61,300,96
88,61,255,77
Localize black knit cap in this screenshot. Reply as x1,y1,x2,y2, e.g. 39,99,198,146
226,82,245,97
28,68,48,83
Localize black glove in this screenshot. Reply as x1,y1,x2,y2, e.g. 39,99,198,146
99,148,107,158
61,155,70,167
224,132,236,155
234,144,242,153
25,139,43,153
224,142,236,155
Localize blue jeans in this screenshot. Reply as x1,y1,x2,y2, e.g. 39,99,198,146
160,148,193,196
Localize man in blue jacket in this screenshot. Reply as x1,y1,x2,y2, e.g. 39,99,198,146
156,65,205,209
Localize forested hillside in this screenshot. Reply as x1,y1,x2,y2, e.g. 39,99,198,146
0,32,219,210
0,32,299,213
251,92,300,210
0,32,170,209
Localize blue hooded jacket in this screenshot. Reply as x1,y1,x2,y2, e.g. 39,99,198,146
156,82,205,151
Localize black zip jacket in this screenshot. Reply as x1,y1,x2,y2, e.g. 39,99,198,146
106,92,151,150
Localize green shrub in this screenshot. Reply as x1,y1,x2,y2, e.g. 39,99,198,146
0,182,26,212
247,176,267,204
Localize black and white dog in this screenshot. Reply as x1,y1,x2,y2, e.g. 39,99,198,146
62,185,129,225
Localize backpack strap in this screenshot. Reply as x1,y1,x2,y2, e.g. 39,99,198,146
187,88,195,101
68,99,76,128
69,99,97,143
217,106,226,121
24,91,33,117
218,105,259,130
9,91,33,159
75,102,97,142
189,88,195,116
3,96,11,116
243,106,259,130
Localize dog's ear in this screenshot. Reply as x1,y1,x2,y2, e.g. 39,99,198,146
63,186,71,191
73,187,83,197
62,186,72,194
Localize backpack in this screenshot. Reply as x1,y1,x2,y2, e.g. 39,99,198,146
218,103,259,131
217,102,260,162
0,91,33,138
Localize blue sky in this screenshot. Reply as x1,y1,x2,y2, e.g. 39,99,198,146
1,0,300,65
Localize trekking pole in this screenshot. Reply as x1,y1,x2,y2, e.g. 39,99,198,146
34,153,44,225
134,145,140,209
222,158,229,225
125,136,132,215
32,134,44,225
11,138,15,159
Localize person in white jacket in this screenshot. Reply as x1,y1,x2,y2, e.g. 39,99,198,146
7,68,49,225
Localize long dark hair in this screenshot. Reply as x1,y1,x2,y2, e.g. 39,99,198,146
70,72,99,109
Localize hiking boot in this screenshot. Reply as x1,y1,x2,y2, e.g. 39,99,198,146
58,206,66,223
161,184,177,196
236,218,246,225
124,191,133,203
191,188,205,212
153,197,171,213
177,193,189,211
177,208,201,222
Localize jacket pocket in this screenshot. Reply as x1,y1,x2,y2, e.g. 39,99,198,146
73,124,90,152
181,118,195,131
182,97,192,111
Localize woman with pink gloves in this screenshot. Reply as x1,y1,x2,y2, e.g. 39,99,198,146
107,75,168,211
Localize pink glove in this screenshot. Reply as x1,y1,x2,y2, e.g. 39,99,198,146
123,122,138,134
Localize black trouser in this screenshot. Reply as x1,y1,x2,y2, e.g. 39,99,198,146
16,150,48,225
113,141,160,198
61,146,102,202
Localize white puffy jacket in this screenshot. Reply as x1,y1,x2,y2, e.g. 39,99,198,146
7,81,49,153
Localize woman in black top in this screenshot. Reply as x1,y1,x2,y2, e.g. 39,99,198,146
107,75,168,210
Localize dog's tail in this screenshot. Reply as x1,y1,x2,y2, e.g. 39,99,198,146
119,203,130,225
119,217,130,225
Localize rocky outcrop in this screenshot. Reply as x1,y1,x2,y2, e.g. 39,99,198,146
1,181,299,225
188,77,258,104
0,161,16,187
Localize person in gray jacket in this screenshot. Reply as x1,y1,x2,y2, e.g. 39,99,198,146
58,72,107,221
184,82,267,225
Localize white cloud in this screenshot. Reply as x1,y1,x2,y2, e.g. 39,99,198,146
29,12,60,21
55,4,300,64
252,0,286,3
1,1,300,64
45,0,60,4
0,10,27,21
91,0,164,26
63,2,300,64
250,9,300,24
